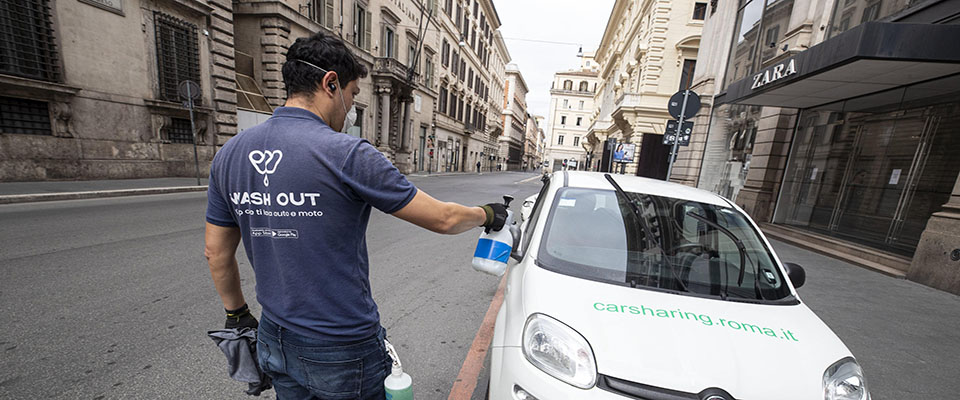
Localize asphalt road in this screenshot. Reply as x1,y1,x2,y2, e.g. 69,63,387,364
2,171,958,399
0,171,542,400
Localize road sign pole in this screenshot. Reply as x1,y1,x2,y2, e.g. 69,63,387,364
186,84,201,186
666,90,689,182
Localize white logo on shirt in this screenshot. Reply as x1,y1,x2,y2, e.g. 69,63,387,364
248,150,283,187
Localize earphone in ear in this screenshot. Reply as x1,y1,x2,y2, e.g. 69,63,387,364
328,83,337,92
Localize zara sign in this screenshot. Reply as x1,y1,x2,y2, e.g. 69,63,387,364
751,58,798,90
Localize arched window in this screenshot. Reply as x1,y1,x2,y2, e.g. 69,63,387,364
563,80,573,90
579,81,589,91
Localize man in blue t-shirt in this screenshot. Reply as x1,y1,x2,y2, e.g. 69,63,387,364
204,32,508,399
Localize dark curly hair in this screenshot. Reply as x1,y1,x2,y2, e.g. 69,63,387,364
281,31,368,99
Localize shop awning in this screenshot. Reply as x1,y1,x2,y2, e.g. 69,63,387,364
716,22,960,109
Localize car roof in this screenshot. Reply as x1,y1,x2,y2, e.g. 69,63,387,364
558,171,731,207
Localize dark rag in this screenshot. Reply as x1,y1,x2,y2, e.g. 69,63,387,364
208,328,273,396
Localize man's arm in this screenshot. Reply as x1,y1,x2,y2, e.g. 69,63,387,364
204,222,246,310
392,190,488,234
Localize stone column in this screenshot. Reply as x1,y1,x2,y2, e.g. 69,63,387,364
907,172,960,294
735,107,798,223
376,82,392,149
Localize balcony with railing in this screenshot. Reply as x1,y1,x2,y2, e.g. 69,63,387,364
373,57,419,84
549,88,594,96
614,92,642,108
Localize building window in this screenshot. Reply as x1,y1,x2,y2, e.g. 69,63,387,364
0,96,51,135
693,2,707,20
861,1,881,23
576,117,582,126
408,44,417,68
0,0,60,82
425,57,434,87
438,86,447,114
560,115,566,125
558,135,564,145
765,25,780,49
563,80,573,90
314,0,335,28
680,59,697,90
563,99,568,108
578,100,584,110
155,12,201,104
163,118,194,144
455,4,462,30
383,26,397,58
459,60,466,82
451,51,459,77
468,69,474,89
355,5,372,51
710,0,718,15
573,136,580,147
579,81,588,91
448,91,456,117
441,40,450,67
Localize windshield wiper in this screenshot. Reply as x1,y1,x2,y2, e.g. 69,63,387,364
685,211,759,300
604,174,687,292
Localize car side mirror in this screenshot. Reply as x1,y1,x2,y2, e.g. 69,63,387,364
784,262,806,289
510,224,523,261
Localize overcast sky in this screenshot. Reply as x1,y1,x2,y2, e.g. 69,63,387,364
492,0,615,118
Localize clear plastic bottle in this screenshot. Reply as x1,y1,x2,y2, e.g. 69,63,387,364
472,196,515,277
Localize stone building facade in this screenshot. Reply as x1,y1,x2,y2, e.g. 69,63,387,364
682,0,960,293
0,0,517,181
0,0,238,181
498,63,527,171
584,0,703,177
545,56,599,171
521,113,541,171
432,0,507,174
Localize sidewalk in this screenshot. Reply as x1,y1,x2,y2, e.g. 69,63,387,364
0,178,208,205
0,171,531,204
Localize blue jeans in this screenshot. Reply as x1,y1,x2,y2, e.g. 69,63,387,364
257,315,391,400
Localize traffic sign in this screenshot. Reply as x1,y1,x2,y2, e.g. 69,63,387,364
668,90,701,120
664,120,693,146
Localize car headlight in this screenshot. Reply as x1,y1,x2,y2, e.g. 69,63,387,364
522,313,597,389
823,357,870,400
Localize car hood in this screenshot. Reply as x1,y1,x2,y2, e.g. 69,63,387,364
521,265,854,399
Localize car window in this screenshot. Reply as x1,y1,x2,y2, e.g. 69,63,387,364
521,177,552,253
537,188,793,303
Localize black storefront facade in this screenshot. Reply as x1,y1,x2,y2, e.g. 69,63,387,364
702,4,960,294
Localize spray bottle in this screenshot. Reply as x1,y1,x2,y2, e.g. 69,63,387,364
472,195,515,277
383,339,413,400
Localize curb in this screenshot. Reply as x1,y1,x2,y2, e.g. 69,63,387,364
0,186,208,205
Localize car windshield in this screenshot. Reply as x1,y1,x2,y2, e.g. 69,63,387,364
537,187,794,303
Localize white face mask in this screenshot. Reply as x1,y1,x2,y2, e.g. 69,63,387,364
333,81,356,134
342,104,357,134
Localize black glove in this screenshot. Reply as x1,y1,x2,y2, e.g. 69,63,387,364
480,203,508,233
225,303,258,330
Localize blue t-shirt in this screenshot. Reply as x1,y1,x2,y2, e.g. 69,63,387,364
206,107,418,341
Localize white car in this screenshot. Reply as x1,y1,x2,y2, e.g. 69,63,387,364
487,171,869,400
